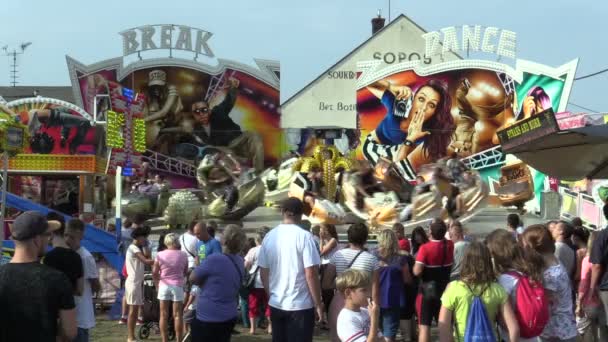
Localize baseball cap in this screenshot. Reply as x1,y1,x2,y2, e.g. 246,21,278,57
281,197,304,217
11,211,62,241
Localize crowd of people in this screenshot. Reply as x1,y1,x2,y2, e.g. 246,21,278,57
1,199,608,342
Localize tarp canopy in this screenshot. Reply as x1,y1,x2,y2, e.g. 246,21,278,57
503,124,608,181
1,191,122,272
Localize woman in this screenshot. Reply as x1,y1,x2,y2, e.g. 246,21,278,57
153,233,188,342
439,241,520,342
362,79,455,180
244,227,271,335
373,229,413,342
486,229,545,341
323,223,380,342
190,224,246,342
572,226,590,288
519,86,552,119
320,223,340,325
521,225,578,342
577,231,608,341
411,226,429,257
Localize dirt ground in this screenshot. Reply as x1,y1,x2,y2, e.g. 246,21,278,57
91,315,331,342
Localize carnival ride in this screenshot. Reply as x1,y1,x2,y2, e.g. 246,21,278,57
161,150,265,228
285,144,489,229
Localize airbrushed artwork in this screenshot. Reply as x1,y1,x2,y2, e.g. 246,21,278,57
6,100,99,155
356,66,570,182
74,65,282,172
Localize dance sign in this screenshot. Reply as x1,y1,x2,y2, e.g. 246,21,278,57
497,109,559,152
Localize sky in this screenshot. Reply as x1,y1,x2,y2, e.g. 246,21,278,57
1,0,608,113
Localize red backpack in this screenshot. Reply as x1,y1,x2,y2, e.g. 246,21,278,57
506,272,549,338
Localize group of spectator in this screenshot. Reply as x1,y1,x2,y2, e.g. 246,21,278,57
4,198,608,342
0,211,99,342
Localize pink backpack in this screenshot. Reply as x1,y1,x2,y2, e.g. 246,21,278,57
506,272,549,338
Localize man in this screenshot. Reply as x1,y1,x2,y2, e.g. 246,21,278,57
552,221,576,280
591,203,608,325
180,221,199,270
413,219,454,342
507,213,524,238
189,77,265,172
125,226,154,342
194,221,222,265
143,69,184,150
448,221,469,281
0,211,77,341
392,223,411,253
258,197,323,342
26,107,92,154
43,212,84,296
64,219,100,342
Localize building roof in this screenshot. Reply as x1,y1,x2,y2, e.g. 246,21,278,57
0,86,75,103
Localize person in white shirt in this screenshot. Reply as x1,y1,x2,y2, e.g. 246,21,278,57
124,226,154,342
244,226,271,335
180,221,199,270
336,269,379,342
64,219,101,342
258,197,323,342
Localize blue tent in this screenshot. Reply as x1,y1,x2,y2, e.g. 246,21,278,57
1,191,123,272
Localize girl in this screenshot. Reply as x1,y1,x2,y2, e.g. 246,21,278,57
362,79,455,181
577,231,607,341
522,225,578,342
373,229,412,342
438,241,519,342
410,226,429,257
486,229,545,341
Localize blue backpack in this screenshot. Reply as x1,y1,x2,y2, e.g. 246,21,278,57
459,284,496,342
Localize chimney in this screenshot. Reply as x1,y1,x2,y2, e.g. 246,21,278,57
372,10,386,35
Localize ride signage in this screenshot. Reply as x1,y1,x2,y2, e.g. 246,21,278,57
121,25,214,58
497,109,559,152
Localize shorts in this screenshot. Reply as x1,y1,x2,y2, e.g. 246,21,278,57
380,307,400,338
125,281,144,306
415,293,441,326
184,309,196,324
157,283,185,302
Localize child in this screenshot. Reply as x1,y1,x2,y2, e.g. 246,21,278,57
336,269,380,342
522,225,578,341
183,285,199,335
438,241,520,342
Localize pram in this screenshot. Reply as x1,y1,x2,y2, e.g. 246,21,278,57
138,273,176,340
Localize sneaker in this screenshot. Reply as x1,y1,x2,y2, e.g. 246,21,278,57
118,317,127,325
136,319,144,326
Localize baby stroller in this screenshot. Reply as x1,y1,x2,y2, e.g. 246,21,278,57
138,273,176,340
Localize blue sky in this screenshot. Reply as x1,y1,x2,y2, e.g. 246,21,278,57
1,0,607,112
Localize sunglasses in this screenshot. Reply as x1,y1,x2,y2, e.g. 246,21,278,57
194,108,209,114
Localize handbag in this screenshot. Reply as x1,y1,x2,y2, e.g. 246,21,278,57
420,240,447,300
243,266,259,290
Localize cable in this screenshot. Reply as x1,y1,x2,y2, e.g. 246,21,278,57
574,67,608,81
568,102,600,113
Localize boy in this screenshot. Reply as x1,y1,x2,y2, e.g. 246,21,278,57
183,285,199,334
336,269,380,342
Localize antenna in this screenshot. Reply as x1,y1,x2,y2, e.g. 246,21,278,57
3,42,32,87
